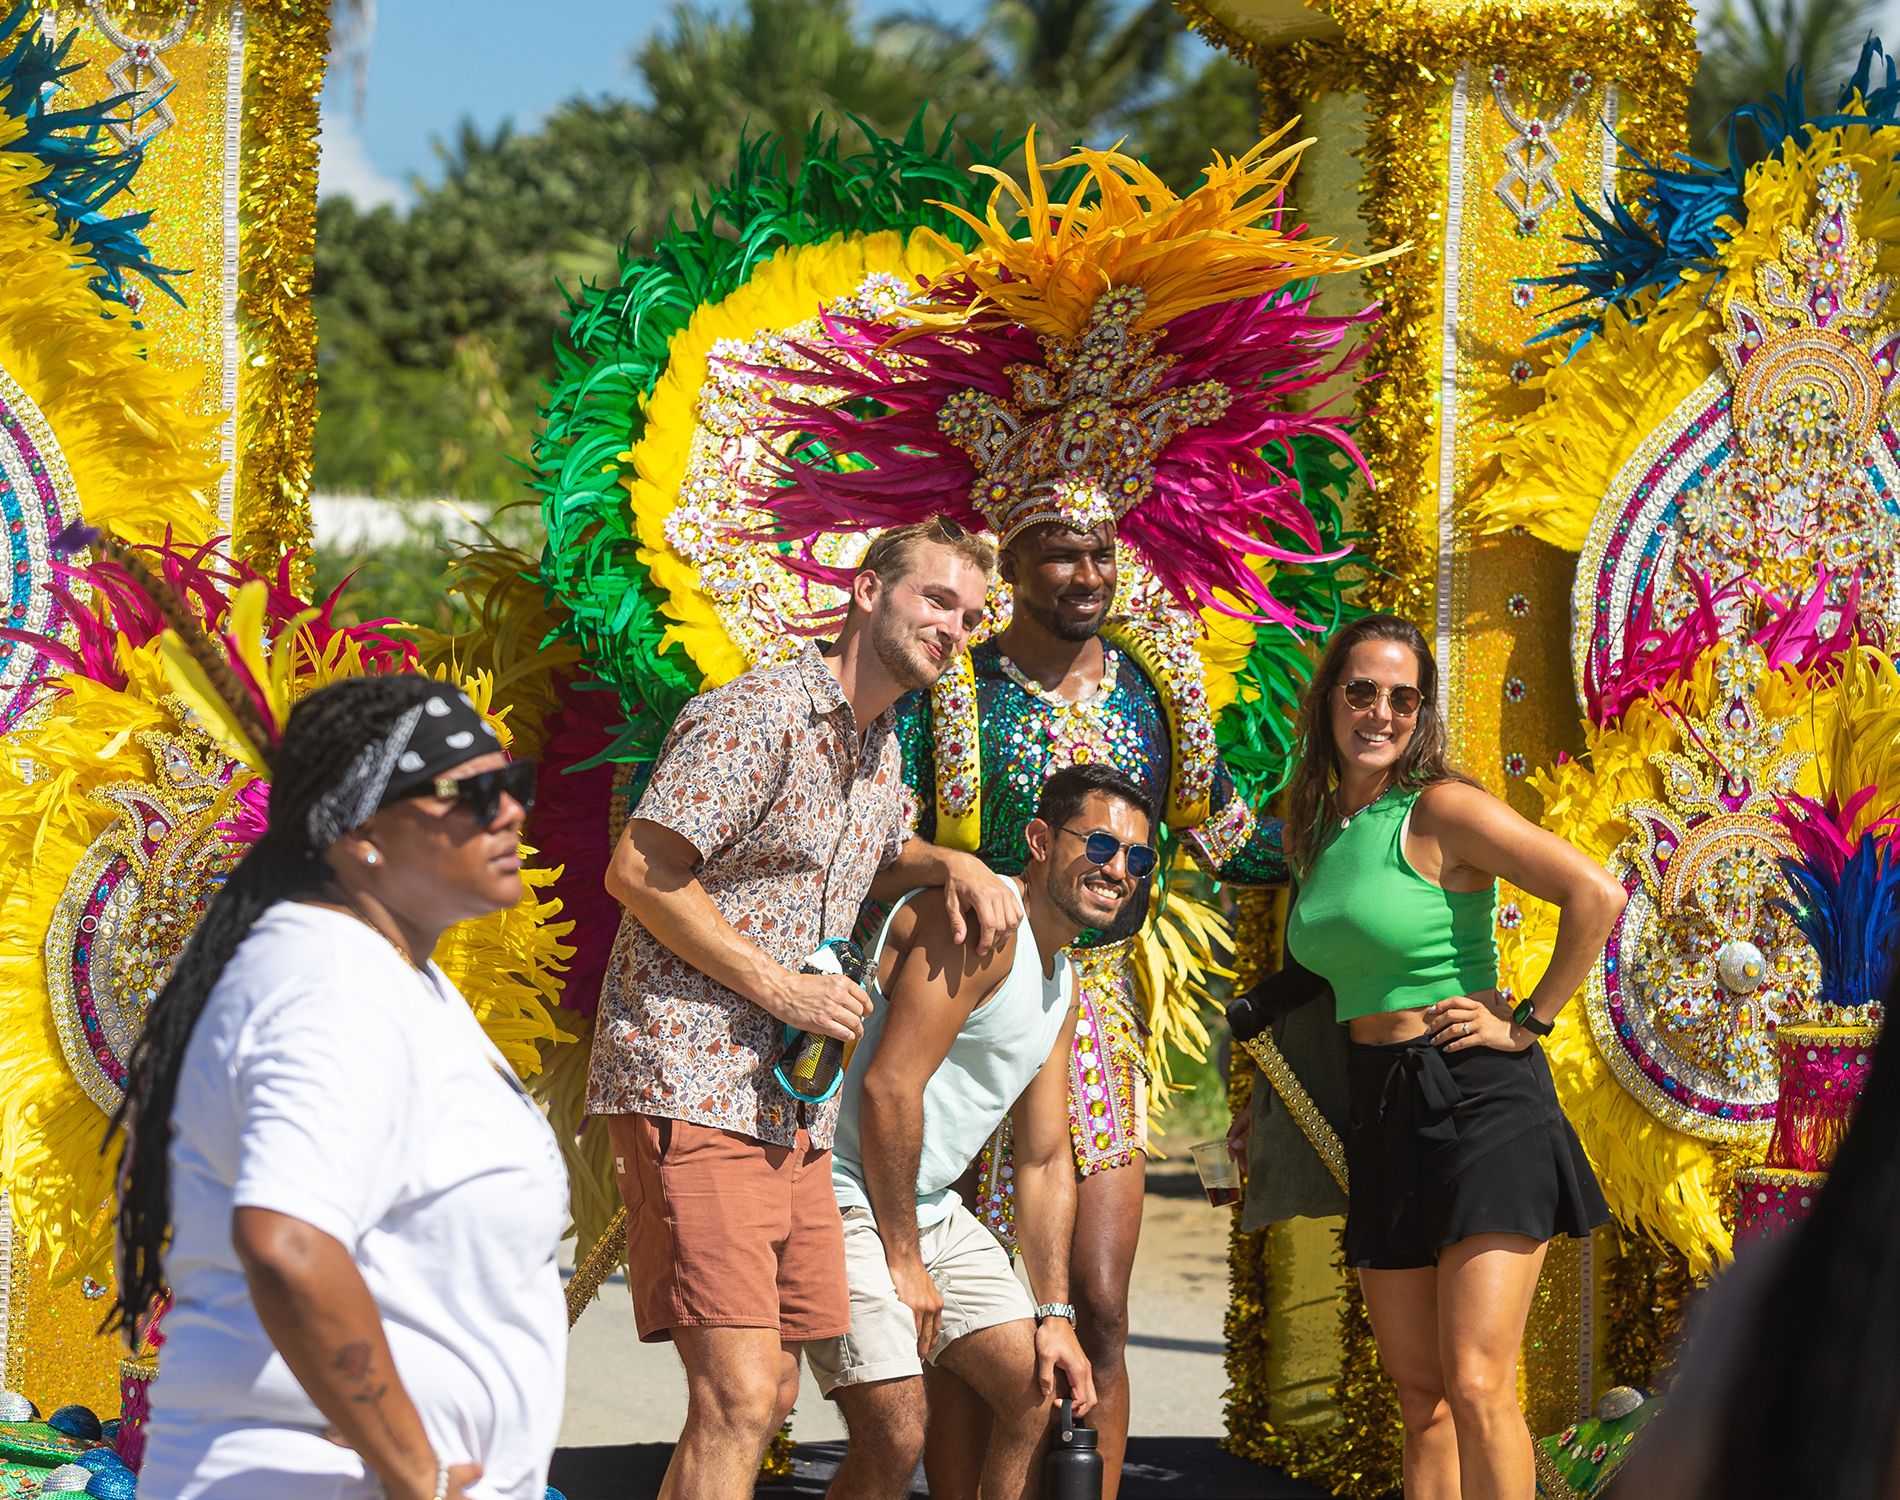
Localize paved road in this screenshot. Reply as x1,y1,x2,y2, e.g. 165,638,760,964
559,1168,1238,1448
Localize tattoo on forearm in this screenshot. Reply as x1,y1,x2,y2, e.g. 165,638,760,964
333,1341,401,1447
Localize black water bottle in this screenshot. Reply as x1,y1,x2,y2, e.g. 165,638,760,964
773,937,868,1106
1043,1398,1103,1500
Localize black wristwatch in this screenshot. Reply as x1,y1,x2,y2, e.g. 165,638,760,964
1511,996,1554,1037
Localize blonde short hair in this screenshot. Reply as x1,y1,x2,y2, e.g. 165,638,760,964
858,517,996,589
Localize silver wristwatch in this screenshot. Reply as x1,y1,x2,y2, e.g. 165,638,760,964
1034,1301,1077,1325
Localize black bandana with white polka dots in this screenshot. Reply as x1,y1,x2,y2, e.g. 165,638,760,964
377,689,501,805
303,689,500,850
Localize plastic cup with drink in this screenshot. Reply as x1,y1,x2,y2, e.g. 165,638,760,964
1190,1139,1243,1208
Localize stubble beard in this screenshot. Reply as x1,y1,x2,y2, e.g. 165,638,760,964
871,608,942,692
1046,870,1123,932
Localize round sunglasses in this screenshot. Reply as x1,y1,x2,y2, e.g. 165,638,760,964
1338,677,1422,719
1058,825,1158,879
390,760,538,825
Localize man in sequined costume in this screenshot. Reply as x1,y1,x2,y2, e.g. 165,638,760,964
893,518,1288,1496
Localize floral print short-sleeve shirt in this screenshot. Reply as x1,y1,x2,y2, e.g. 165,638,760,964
586,644,915,1148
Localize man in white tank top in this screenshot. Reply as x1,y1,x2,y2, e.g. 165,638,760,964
807,764,1157,1499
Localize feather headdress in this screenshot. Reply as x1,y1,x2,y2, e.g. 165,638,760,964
731,126,1392,624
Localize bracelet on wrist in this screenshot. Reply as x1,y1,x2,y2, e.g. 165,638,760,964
381,1458,447,1500
1034,1301,1077,1325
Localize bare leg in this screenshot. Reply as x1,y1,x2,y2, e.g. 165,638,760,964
658,1328,800,1500
921,1364,990,1499
1070,1157,1143,1500
1359,1266,1459,1500
934,1319,1053,1500
1437,1233,1547,1500
829,1377,928,1500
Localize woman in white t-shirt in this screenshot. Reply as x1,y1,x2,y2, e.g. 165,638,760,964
111,674,569,1500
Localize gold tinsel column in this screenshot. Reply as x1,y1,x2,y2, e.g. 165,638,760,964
1178,0,1697,1488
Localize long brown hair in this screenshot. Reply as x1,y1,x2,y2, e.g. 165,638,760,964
1285,613,1476,874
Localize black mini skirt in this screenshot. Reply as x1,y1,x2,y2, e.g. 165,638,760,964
1343,1034,1609,1270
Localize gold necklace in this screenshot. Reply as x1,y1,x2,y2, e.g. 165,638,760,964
317,893,428,973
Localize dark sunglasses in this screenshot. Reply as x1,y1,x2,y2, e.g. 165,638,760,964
391,761,537,824
1338,678,1422,718
1058,826,1158,879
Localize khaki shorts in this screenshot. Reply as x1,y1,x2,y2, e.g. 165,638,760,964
805,1202,1035,1396
607,1113,849,1344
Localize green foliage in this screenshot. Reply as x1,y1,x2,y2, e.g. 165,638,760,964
534,116,1013,765
313,0,1264,502
313,518,475,636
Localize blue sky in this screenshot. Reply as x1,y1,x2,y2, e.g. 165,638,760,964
315,0,1900,209
317,0,932,207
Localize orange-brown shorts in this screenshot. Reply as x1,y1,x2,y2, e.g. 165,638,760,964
605,1113,849,1344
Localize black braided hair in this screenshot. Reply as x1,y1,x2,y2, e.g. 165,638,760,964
110,673,447,1340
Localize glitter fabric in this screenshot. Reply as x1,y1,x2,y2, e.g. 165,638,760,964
50,0,332,574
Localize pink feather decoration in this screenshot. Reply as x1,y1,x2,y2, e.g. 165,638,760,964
1586,568,1875,726
1585,568,1730,724
522,676,623,1018
1775,788,1887,885
729,284,1373,624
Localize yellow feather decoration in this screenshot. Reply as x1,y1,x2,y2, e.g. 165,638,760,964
0,632,575,1279
1129,865,1236,1114
1810,648,1900,829
914,125,1398,342
625,229,963,688
1494,654,1833,1276
1466,296,1720,550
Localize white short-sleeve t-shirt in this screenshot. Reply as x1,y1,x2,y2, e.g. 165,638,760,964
139,903,569,1500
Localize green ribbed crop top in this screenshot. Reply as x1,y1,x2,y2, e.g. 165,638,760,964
1284,788,1499,1023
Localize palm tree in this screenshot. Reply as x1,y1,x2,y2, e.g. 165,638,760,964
889,0,1182,157
1689,0,1882,159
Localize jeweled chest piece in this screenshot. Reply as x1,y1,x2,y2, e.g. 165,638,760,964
1717,939,1769,994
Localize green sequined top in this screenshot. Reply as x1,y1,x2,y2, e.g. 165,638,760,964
894,642,1287,945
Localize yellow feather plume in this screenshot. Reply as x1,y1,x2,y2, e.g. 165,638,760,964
0,633,576,1279
1130,865,1236,1115
914,124,1398,342
1466,296,1720,550
1812,648,1900,830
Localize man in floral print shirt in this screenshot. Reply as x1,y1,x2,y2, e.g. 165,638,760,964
591,519,1021,1500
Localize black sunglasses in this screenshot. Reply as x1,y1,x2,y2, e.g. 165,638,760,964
1338,678,1422,718
391,761,537,824
1058,826,1158,879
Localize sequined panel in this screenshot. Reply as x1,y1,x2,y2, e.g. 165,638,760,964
43,722,239,1114
0,368,77,733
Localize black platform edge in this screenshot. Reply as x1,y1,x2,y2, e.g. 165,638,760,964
550,1436,1335,1498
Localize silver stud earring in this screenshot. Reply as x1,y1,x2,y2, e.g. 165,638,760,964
364,849,380,867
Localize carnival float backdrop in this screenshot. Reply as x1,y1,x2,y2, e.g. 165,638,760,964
0,2,1897,1498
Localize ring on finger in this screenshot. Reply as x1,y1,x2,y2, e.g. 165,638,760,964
1462,1021,1471,1036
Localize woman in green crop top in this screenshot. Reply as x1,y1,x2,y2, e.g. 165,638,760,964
1277,614,1626,1500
